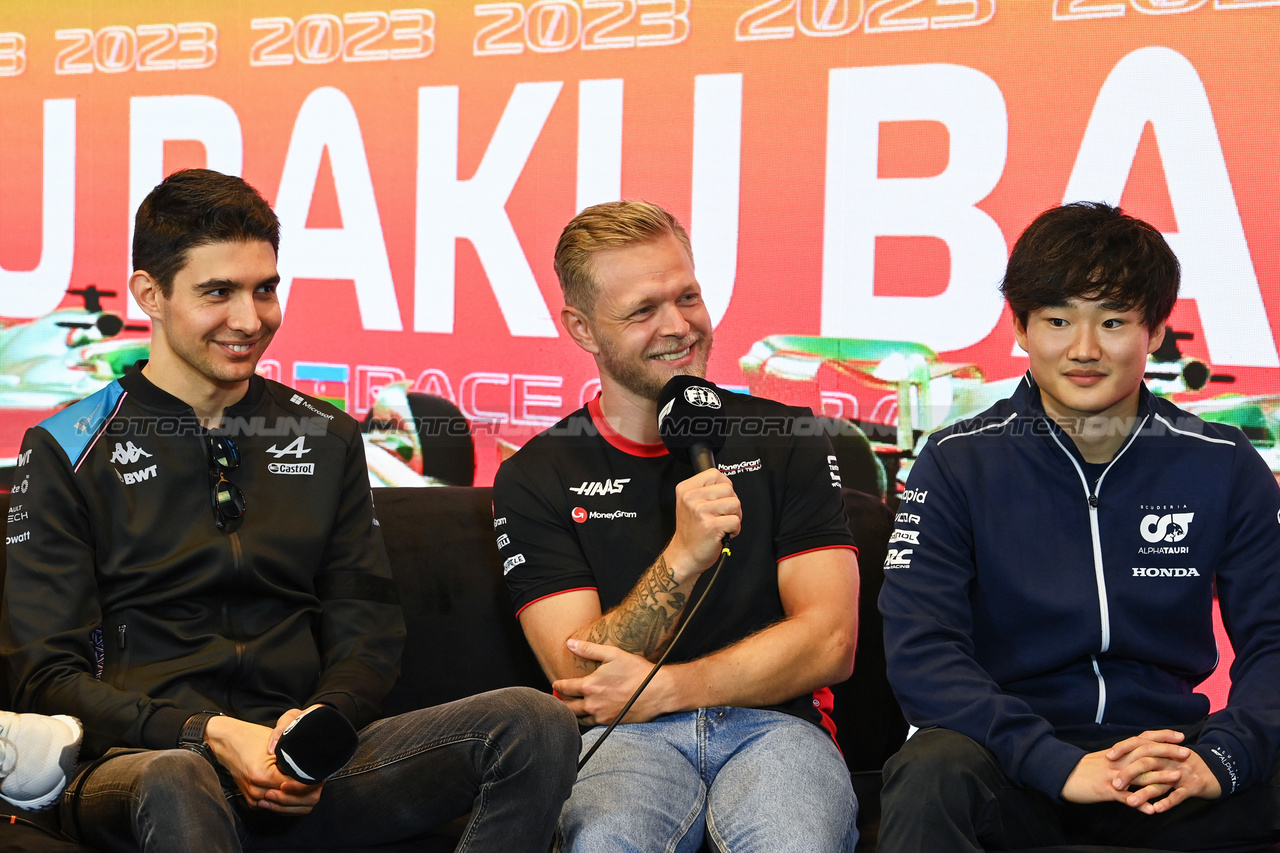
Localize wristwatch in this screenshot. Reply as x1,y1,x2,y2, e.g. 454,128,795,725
177,711,222,764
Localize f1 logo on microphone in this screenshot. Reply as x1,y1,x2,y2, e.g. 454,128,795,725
572,507,587,523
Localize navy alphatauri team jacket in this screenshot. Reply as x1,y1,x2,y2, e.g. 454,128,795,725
879,374,1280,800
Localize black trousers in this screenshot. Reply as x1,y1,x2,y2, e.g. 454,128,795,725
879,727,1280,853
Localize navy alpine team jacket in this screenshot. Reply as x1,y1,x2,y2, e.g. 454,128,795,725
879,374,1280,800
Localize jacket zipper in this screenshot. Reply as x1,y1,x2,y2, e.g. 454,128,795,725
1047,416,1147,724
226,531,246,713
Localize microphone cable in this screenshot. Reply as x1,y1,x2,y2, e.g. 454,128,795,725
576,541,731,772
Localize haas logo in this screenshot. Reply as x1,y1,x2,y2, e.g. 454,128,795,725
1140,512,1194,543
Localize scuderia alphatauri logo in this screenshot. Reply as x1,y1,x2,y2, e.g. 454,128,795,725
1134,509,1198,577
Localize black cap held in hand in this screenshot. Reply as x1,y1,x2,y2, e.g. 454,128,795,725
658,375,728,470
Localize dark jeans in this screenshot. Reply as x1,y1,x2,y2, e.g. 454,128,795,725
879,727,1280,853
61,688,579,853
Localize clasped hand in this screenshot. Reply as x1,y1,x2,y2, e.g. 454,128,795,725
1061,729,1221,814
205,707,326,814
553,639,671,727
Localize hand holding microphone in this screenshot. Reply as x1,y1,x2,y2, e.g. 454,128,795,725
658,376,741,578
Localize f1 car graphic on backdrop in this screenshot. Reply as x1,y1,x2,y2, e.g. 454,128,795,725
0,285,150,411
740,329,1280,487
0,290,467,488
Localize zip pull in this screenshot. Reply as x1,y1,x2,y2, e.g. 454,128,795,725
1088,493,1099,508
117,624,126,650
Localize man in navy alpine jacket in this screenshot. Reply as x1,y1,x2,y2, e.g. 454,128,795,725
878,202,1280,851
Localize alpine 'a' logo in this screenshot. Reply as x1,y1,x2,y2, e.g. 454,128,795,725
1140,512,1193,543
569,478,630,496
267,436,310,459
111,442,152,465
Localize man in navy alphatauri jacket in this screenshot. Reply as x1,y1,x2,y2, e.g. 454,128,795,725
878,202,1280,852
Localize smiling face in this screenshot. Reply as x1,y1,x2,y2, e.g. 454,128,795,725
565,232,712,406
135,239,281,407
1015,297,1164,435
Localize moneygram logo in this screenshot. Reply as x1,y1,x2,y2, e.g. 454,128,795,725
572,507,587,523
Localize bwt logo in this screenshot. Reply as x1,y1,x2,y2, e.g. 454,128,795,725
1140,512,1194,543
122,465,158,484
110,442,152,465
569,478,630,496
684,386,722,409
900,488,927,505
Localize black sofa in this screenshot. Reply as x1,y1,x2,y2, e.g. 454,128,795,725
0,486,905,852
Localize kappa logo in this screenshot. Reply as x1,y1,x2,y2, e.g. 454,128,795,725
110,442,152,465
884,549,913,569
571,507,588,524
569,478,630,496
1140,512,1194,543
827,455,843,488
267,436,311,459
889,530,920,545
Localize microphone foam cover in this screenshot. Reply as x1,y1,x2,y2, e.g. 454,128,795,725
275,704,359,784
657,375,729,465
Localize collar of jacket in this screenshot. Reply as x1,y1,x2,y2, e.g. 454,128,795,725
119,360,268,418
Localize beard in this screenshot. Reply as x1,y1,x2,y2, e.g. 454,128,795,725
595,330,712,402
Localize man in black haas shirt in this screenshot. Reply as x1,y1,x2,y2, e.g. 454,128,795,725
1,169,577,853
494,201,860,852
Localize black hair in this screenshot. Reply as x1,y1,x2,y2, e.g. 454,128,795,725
1000,201,1179,331
132,169,280,295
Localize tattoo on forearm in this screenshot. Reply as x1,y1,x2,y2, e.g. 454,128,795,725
581,554,688,666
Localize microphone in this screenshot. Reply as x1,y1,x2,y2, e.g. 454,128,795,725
658,375,728,472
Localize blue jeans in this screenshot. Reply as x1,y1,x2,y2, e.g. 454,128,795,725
61,687,580,853
559,707,857,853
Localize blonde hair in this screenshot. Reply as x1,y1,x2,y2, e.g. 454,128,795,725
553,201,692,314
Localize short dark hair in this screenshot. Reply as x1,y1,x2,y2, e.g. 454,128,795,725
132,169,280,296
1000,201,1179,332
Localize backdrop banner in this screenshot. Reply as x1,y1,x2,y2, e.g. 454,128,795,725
1,1,1278,486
